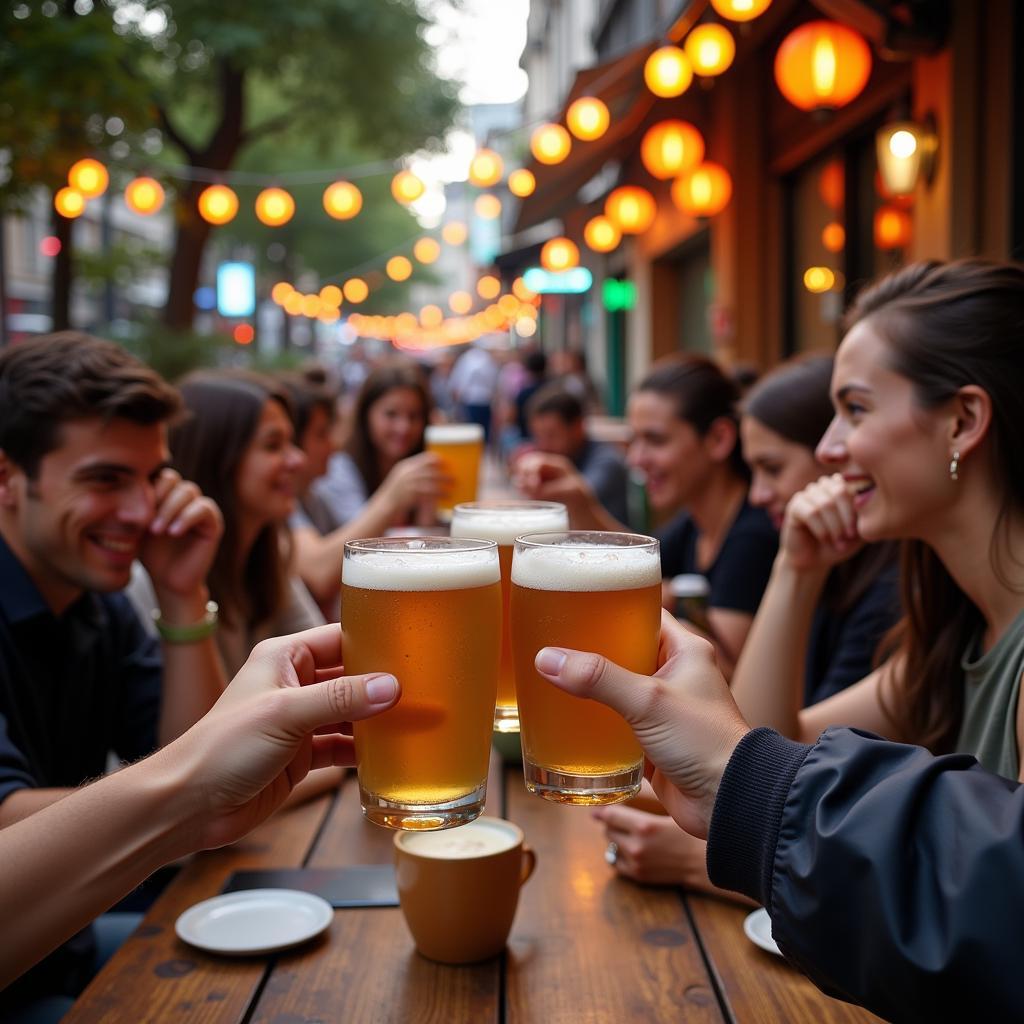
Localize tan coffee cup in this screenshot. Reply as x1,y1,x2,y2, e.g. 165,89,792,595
393,817,536,964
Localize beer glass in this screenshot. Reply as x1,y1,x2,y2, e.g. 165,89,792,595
450,501,569,733
510,531,661,805
424,423,484,520
342,537,501,830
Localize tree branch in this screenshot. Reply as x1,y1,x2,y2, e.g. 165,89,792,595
155,105,198,165
239,110,299,147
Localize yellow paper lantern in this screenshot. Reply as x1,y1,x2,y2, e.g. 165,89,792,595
449,291,473,315
197,184,239,226
671,162,733,218
541,237,580,272
442,221,468,245
391,170,426,204
644,46,693,99
640,120,705,180
685,24,736,77
507,169,536,198
386,256,413,282
319,284,342,307
343,278,369,303
468,148,504,188
822,222,846,253
774,21,872,112
530,123,572,165
124,177,165,216
271,282,293,305
54,186,86,219
413,237,441,264
323,181,362,220
68,158,108,198
583,215,622,253
474,194,502,219
477,275,501,300
604,186,657,235
254,187,295,227
710,0,773,22
566,97,610,142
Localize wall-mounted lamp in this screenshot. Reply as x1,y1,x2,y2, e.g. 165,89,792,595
875,114,939,196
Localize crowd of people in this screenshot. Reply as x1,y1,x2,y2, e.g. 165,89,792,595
1,257,1024,1021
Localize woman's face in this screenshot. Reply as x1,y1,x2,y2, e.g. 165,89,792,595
817,320,954,542
236,399,305,528
626,390,712,512
367,386,426,464
741,416,823,529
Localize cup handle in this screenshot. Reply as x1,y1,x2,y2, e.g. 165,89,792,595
520,844,537,885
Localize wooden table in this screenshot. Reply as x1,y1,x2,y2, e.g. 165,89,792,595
66,758,882,1023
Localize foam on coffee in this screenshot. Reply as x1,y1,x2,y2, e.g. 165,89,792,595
400,819,519,859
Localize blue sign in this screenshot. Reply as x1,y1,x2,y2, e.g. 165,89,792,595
522,266,593,294
216,261,256,317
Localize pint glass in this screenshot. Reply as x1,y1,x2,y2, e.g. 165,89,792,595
424,423,484,520
450,501,569,733
511,531,661,805
342,537,501,830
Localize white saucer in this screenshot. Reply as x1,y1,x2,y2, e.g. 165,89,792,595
743,907,782,957
175,888,333,955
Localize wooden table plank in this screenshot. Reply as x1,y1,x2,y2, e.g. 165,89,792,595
687,895,885,1024
504,774,725,1024
63,796,331,1024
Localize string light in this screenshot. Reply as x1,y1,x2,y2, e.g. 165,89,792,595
323,181,362,219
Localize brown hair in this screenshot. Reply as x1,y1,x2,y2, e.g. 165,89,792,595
526,384,584,425
170,370,293,630
276,371,336,445
345,360,431,495
845,259,1024,752
0,331,180,477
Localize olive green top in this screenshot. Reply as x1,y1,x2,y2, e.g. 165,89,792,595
956,609,1024,780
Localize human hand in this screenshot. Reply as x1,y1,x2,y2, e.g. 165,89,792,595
594,804,710,887
780,473,863,573
381,452,452,514
535,610,749,839
163,623,399,852
511,451,593,513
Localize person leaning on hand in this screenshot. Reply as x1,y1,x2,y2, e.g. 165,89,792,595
0,624,400,992
536,612,1024,1023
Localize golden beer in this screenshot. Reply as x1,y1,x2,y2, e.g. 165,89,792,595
450,501,569,733
511,532,661,805
342,537,501,829
424,423,484,519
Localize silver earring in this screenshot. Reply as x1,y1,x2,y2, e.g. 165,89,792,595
949,450,960,481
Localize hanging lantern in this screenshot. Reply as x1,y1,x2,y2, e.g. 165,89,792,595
644,46,693,99
583,215,621,253
323,181,362,220
710,0,772,21
671,162,733,218
821,222,845,253
319,284,342,307
477,275,501,300
54,186,86,219
68,158,108,198
449,291,473,315
343,278,369,303
413,237,440,264
124,177,165,216
391,170,425,204
604,186,656,235
386,256,413,282
873,205,912,250
442,221,467,245
541,237,580,272
474,194,502,219
197,184,238,225
254,187,295,227
774,21,872,112
640,120,705,180
685,24,735,77
530,124,572,165
818,158,845,210
566,97,610,141
469,148,504,188
507,169,536,198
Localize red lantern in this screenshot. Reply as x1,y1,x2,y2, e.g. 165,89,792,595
641,121,705,180
774,21,872,112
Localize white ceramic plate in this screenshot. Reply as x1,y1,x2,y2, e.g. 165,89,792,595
175,888,333,956
743,907,782,957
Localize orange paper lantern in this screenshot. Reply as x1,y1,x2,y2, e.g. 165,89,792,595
710,0,773,22
197,184,238,225
530,124,572,165
873,205,912,250
254,187,295,227
604,186,657,235
124,177,165,215
323,181,362,219
469,148,504,188
818,159,845,210
644,46,693,98
641,120,705,180
685,24,735,77
583,215,622,253
566,97,610,141
540,237,580,272
774,21,872,112
671,162,733,218
821,222,846,253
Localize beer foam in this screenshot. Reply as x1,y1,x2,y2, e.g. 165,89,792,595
343,547,499,591
400,819,519,859
450,505,569,546
425,423,484,444
511,542,661,592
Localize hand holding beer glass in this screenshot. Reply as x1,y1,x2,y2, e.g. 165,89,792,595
450,501,568,733
342,537,501,830
424,424,484,520
511,532,661,805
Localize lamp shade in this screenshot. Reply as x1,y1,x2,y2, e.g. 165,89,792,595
531,124,572,165
641,120,705,180
507,169,536,197
876,119,936,196
685,24,735,77
323,181,362,219
254,187,295,227
710,0,772,22
774,21,872,112
197,184,238,225
644,46,693,98
566,97,610,141
604,186,656,234
391,170,425,204
469,148,504,187
540,237,580,272
583,215,621,253
124,177,165,216
671,162,733,218
68,158,108,198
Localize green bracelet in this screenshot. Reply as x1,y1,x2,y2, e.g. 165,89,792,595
152,601,219,644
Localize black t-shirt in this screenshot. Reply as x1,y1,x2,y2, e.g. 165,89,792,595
657,500,778,615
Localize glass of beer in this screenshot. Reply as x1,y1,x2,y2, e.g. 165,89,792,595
424,423,484,520
510,531,661,805
342,537,502,830
450,501,569,733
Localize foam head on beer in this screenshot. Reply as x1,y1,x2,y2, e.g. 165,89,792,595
450,502,569,546
510,533,662,591
424,423,484,445
342,541,499,591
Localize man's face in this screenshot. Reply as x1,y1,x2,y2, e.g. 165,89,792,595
0,417,169,610
529,412,584,459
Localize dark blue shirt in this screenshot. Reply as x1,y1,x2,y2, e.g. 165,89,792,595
574,438,630,526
